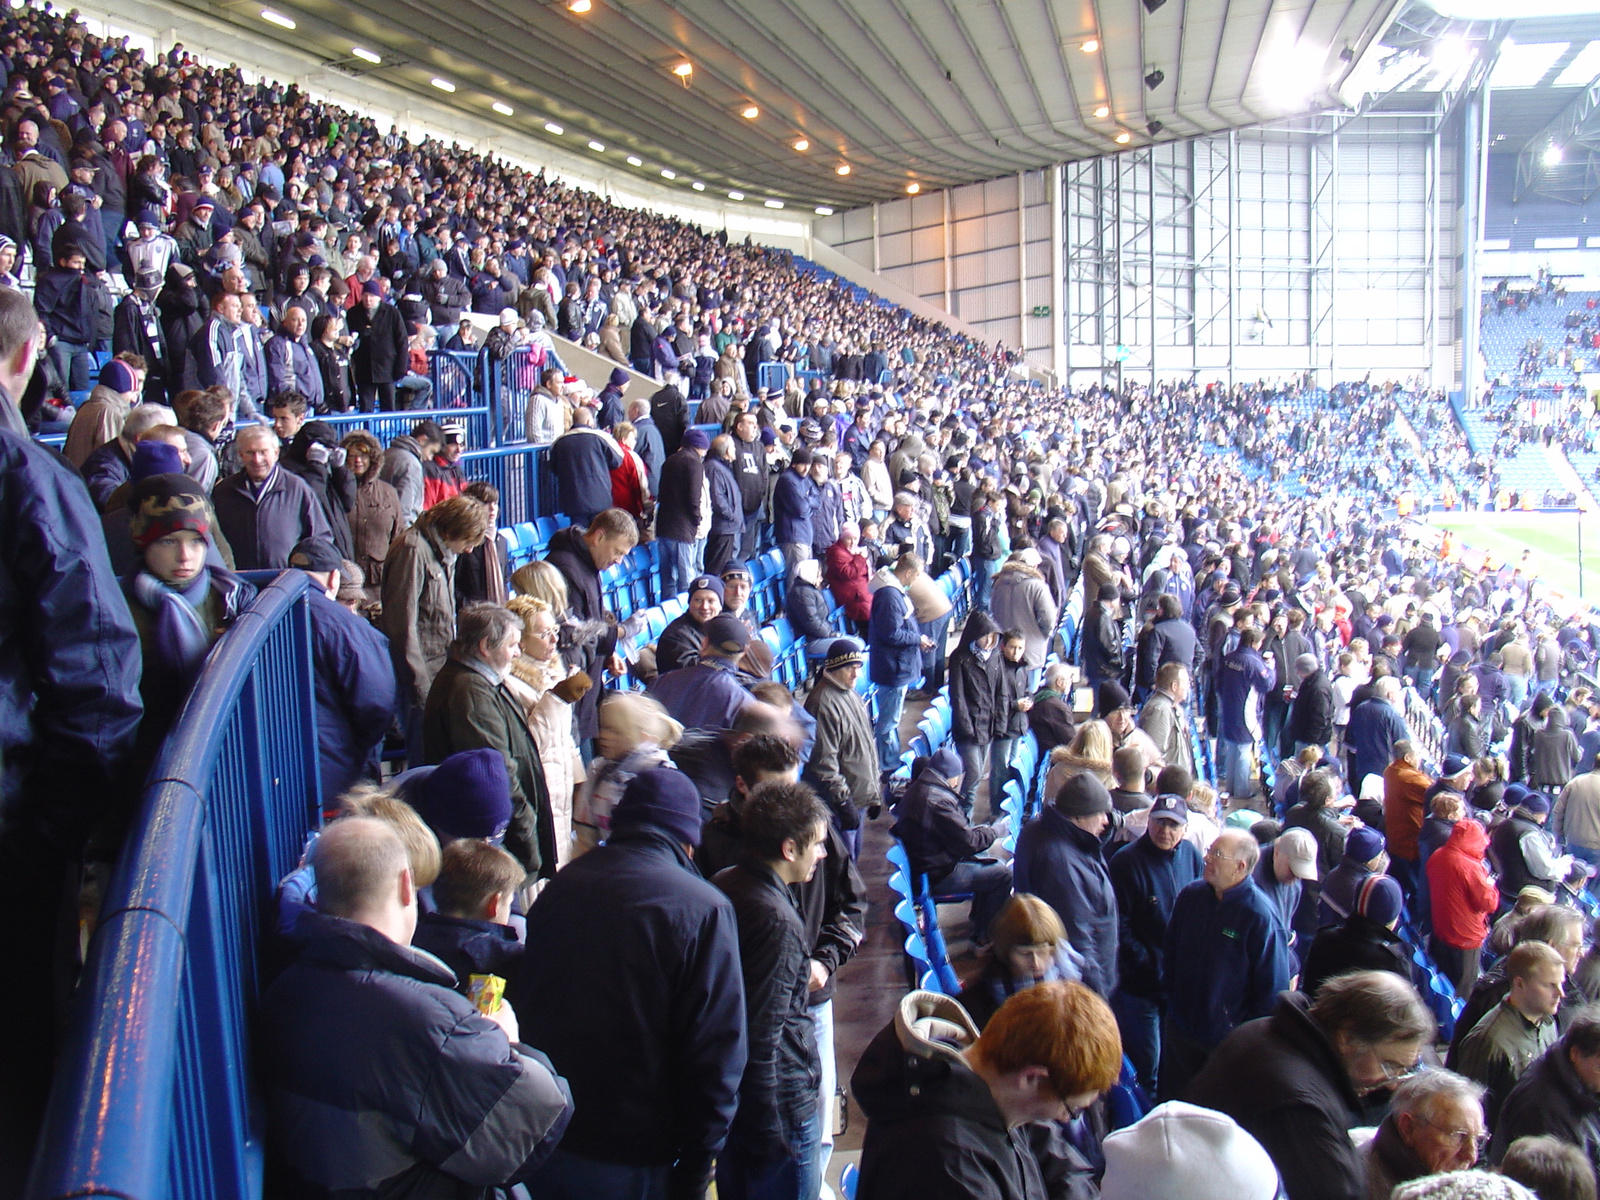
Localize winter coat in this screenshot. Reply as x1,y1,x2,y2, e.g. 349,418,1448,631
656,612,709,675
785,579,836,649
380,435,429,529
772,467,817,547
211,466,332,571
1165,876,1292,1048
997,657,1031,739
1136,616,1198,690
1014,804,1118,996
868,582,922,688
410,912,523,988
1216,645,1274,744
348,471,404,596
824,540,873,623
1533,708,1582,790
350,299,409,384
1108,831,1204,1001
949,611,1003,745
543,526,617,740
1427,818,1499,951
423,656,555,881
307,588,395,803
504,657,583,868
1186,992,1368,1200
891,766,1000,887
803,671,880,823
547,426,621,522
1346,697,1408,785
650,657,752,732
380,518,458,708
1298,913,1413,999
506,824,746,1175
712,860,820,1154
705,455,742,536
1451,998,1559,1129
1383,758,1431,863
1490,813,1562,901
80,436,133,512
1138,688,1194,776
650,385,689,455
63,382,131,468
1492,1031,1600,1170
990,561,1058,669
656,446,705,543
1287,669,1335,746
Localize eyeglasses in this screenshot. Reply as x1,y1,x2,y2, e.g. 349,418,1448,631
1204,847,1244,863
1418,1113,1490,1157
1370,1047,1423,1083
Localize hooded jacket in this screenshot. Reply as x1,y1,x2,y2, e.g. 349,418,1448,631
1014,804,1119,997
1533,707,1581,790
852,992,1054,1200
824,539,873,624
949,611,1003,745
1427,818,1499,950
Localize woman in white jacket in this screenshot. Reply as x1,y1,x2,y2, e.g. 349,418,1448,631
505,595,589,868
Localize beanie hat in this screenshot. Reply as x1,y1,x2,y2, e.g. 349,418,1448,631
1390,1171,1537,1200
1522,791,1552,817
760,427,777,446
823,637,865,671
927,746,964,779
1355,873,1404,927
1097,583,1120,602
702,614,750,656
609,367,629,386
1055,772,1114,818
98,359,137,395
1343,825,1384,864
1503,782,1531,809
682,427,711,451
131,439,183,482
1220,582,1242,605
362,278,385,297
1101,1102,1280,1200
688,574,725,602
790,446,813,467
406,751,510,841
1097,679,1131,715
129,474,211,551
498,307,517,327
612,767,703,847
1441,754,1470,778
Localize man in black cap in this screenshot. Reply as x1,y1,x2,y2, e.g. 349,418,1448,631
651,613,755,732
1014,772,1119,996
804,638,880,856
509,767,747,1200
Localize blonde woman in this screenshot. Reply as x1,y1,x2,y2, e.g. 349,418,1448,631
1044,720,1115,799
575,692,683,855
505,596,591,868
599,312,628,365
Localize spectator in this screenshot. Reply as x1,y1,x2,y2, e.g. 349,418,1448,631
80,401,178,511
656,425,708,599
990,547,1057,674
868,552,929,774
1559,751,1600,881
1287,652,1335,757
349,279,409,411
1139,662,1195,777
1492,791,1572,907
1365,1071,1488,1199
1216,626,1274,801
1492,1008,1600,1175
704,433,743,576
409,837,526,987
1428,815,1499,997
773,447,817,576
802,638,880,853
1298,873,1411,998
506,767,746,1200
1101,1101,1281,1200
63,358,139,468
211,423,332,570
823,522,873,630
657,573,725,675
949,611,1003,815
1347,676,1409,790
543,508,638,745
1449,941,1566,1127
785,559,838,660
1499,1136,1598,1200
1014,771,1118,996
1318,825,1388,929
956,894,1085,1030
258,817,572,1197
1385,740,1432,902
1535,704,1584,793
651,613,756,731
339,430,403,601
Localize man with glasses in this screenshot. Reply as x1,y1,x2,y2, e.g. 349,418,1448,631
1365,1070,1488,1198
1187,971,1436,1200
1449,941,1566,1129
1159,828,1291,1101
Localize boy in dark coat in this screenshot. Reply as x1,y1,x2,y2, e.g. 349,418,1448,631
410,838,525,990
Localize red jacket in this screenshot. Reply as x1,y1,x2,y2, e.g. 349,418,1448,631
824,539,872,623
1426,819,1499,950
610,449,648,517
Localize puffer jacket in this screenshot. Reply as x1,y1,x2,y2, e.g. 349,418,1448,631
1427,817,1499,951
825,539,873,623
380,515,458,707
949,611,1002,745
258,913,572,1200
784,578,836,648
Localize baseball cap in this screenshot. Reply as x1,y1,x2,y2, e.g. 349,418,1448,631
1148,794,1189,825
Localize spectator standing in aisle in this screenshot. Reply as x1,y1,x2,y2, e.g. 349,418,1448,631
803,638,880,854
549,407,623,527
773,447,818,577
656,426,709,600
349,279,409,411
868,552,930,775
211,423,332,571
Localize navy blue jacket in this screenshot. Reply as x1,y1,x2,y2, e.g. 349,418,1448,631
1216,645,1273,744
410,910,524,988
869,583,922,688
1108,832,1204,1001
507,825,747,1177
772,467,816,547
549,427,622,521
705,455,742,536
307,587,396,804
1014,805,1119,996
260,913,572,1199
1136,616,1199,690
0,429,142,854
1164,876,1291,1048
1346,697,1409,785
79,437,132,511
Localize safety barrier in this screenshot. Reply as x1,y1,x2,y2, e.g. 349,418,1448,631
460,443,552,528
318,402,493,451
29,571,320,1200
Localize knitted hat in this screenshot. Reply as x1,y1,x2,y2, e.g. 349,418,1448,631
1101,1102,1280,1200
760,427,777,446
928,746,964,779
1097,679,1132,715
1097,583,1120,602
720,562,752,582
1503,783,1531,809
498,307,517,327
688,574,725,602
682,428,710,451
362,278,385,297
612,766,703,847
1522,791,1552,817
1220,582,1242,605
287,538,342,572
1275,827,1319,881
129,474,210,551
1055,772,1114,818
790,446,813,467
609,367,629,386
1355,873,1404,927
135,206,163,227
131,439,183,481
1440,754,1470,778
413,748,511,842
1390,1171,1537,1200
702,614,750,656
823,637,865,671
1343,825,1384,864
1148,794,1189,825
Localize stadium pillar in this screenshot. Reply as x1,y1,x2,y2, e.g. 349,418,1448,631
1460,87,1485,400
1050,163,1065,382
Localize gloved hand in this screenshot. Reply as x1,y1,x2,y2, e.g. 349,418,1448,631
305,442,330,465
328,446,347,468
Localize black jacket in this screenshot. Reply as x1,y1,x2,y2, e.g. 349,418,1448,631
1297,912,1413,999
1493,1034,1600,1170
350,299,409,384
651,384,690,455
1081,601,1122,680
543,527,617,739
656,446,704,543
891,767,1000,886
949,611,1002,745
1108,832,1204,1001
1186,992,1366,1200
785,578,836,645
1136,616,1199,690
1287,668,1336,746
656,612,707,674
713,860,820,1154
507,825,746,1185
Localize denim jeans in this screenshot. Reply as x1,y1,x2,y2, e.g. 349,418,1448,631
525,1148,670,1200
659,537,694,601
920,611,952,692
715,1104,821,1200
742,513,762,560
1504,673,1530,710
971,558,999,612
990,735,1018,818
397,372,433,409
956,740,990,814
935,858,1013,942
810,1001,836,1187
1111,989,1162,1094
1217,737,1254,799
874,683,908,773
50,339,91,392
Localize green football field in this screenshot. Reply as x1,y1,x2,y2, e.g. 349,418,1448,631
1426,510,1600,604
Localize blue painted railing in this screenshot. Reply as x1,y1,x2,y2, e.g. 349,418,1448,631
28,572,320,1200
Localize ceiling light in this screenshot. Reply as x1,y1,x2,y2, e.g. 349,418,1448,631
661,169,676,179
764,199,784,209
742,105,759,119
1093,104,1110,118
1081,38,1099,53
431,78,456,92
1143,0,1166,11
1144,69,1165,90
673,62,693,86
692,181,706,191
816,206,834,215
351,46,381,64
1115,131,1132,144
626,155,643,166
1338,46,1355,64
1147,120,1163,135
1547,143,1565,165
728,190,745,200
906,182,920,194
260,8,295,28
567,0,591,10
836,164,850,175
492,101,514,116
543,122,564,135
588,140,606,152
793,138,809,152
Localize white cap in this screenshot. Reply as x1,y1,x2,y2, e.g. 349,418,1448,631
1101,1102,1280,1200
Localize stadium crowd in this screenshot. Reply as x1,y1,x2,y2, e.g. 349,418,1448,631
13,5,1600,1200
